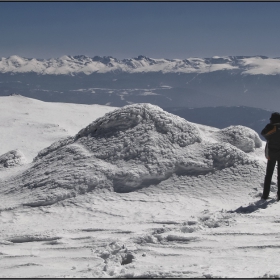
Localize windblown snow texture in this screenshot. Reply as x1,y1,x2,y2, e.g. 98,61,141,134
3,103,263,206
215,125,262,153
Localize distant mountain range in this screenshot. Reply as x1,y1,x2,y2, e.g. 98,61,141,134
1,55,280,75
1,55,280,112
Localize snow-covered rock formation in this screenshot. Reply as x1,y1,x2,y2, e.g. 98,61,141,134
1,55,280,75
2,103,264,207
0,150,27,169
215,125,262,153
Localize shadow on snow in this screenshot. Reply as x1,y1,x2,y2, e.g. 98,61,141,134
229,198,277,214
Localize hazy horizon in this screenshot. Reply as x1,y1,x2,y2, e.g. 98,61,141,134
1,2,280,59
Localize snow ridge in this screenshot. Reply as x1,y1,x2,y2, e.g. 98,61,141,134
0,55,280,75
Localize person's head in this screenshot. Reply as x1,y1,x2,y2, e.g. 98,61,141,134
270,112,280,124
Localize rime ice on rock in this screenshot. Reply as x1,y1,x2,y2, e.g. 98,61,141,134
34,136,74,162
0,150,27,168
4,104,262,206
203,143,255,170
75,103,202,155
75,103,201,145
215,125,262,153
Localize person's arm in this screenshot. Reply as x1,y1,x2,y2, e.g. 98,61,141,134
261,123,276,140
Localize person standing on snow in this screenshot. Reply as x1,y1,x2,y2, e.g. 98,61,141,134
261,112,280,200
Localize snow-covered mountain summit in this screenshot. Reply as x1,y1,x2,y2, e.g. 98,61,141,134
2,103,264,208
0,98,278,279
1,54,280,75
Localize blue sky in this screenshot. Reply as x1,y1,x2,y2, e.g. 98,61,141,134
1,2,280,59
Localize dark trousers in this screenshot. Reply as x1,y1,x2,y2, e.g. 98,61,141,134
263,159,280,199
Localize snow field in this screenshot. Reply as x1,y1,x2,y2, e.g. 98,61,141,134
1,97,280,278
1,189,280,278
0,95,117,162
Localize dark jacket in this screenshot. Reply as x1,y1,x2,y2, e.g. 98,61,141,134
261,123,280,160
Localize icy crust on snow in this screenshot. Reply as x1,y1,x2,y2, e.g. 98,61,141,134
215,125,262,153
203,143,255,169
34,136,74,162
0,150,27,169
5,104,262,206
75,103,202,148
34,103,202,161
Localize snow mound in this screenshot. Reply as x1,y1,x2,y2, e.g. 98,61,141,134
4,104,262,206
0,150,27,168
74,103,202,156
215,125,262,153
203,142,255,169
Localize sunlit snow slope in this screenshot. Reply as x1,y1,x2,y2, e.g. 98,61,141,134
0,95,117,162
1,97,279,278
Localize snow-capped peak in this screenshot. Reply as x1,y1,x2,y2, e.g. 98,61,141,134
0,55,280,75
